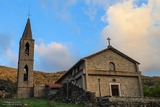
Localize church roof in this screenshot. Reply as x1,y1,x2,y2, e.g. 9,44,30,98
46,83,62,88
83,46,140,64
21,18,32,39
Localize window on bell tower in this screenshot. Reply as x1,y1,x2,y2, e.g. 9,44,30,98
23,65,28,81
25,43,29,56
109,62,115,71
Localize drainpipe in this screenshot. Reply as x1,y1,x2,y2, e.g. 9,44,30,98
98,79,101,97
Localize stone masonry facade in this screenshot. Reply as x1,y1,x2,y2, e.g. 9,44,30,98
86,50,137,72
84,48,142,97
56,46,143,98
87,76,140,97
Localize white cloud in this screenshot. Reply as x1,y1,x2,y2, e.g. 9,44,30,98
40,0,77,21
102,0,160,73
6,49,18,67
40,0,126,21
84,6,97,21
35,42,77,72
0,33,18,67
0,34,11,55
84,0,126,21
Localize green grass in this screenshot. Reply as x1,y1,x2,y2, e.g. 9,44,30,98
0,98,86,107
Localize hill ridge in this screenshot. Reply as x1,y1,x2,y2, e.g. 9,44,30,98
0,65,65,84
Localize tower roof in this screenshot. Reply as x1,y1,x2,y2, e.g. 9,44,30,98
21,18,32,39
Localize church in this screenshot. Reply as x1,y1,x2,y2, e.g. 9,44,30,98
17,18,143,98
55,43,143,97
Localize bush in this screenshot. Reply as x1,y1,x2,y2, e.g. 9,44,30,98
143,83,160,97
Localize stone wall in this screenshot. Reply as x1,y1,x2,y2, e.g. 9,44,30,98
97,97,160,107
87,75,141,97
53,82,160,107
53,81,96,106
33,84,46,98
17,87,33,98
86,50,136,72
76,76,83,88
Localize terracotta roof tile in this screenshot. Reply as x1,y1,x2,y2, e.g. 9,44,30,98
46,83,62,88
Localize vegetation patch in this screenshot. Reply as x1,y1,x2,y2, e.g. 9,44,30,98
0,98,86,107
143,83,160,97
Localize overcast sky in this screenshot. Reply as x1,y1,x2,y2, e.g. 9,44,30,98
0,0,160,76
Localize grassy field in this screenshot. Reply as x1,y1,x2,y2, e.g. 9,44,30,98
0,98,86,107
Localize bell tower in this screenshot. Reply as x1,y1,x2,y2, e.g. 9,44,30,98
17,18,34,98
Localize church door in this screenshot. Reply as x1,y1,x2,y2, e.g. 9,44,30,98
111,85,119,96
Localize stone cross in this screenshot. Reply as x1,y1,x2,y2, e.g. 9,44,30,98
107,37,111,46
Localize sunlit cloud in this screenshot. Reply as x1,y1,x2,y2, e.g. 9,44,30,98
84,0,126,21
35,41,77,72
102,0,160,74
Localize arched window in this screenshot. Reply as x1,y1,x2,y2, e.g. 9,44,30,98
109,62,115,71
23,65,28,81
25,43,29,55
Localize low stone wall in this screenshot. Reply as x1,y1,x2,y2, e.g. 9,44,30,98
0,91,13,99
33,84,46,98
52,82,160,107
53,81,96,106
97,96,160,107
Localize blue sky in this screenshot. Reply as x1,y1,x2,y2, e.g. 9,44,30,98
0,0,160,76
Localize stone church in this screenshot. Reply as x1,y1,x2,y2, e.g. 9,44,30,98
56,45,143,97
17,18,143,98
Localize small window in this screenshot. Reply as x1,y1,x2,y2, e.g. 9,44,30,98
25,43,29,55
109,62,115,71
72,70,74,76
77,66,80,72
24,65,28,81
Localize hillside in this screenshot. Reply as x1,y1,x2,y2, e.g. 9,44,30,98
141,75,160,86
0,65,65,84
0,65,65,96
0,66,17,83
0,65,160,97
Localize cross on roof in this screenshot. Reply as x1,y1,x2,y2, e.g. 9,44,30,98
27,5,31,18
107,37,111,46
